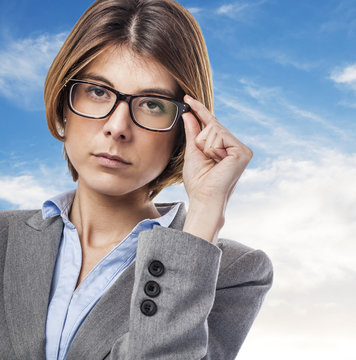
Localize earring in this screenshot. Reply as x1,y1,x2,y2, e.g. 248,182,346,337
58,118,66,137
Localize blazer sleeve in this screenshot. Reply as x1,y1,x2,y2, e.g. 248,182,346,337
108,225,273,360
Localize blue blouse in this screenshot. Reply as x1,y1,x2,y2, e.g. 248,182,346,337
42,190,180,360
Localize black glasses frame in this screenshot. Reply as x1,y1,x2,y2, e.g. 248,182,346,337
64,79,191,132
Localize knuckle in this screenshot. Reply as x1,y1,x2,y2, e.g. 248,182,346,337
244,146,253,159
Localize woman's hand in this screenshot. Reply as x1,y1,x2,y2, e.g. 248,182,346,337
181,95,253,244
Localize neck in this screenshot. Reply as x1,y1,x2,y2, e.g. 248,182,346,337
69,179,160,249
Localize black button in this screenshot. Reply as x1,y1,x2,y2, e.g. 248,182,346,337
140,299,157,316
144,281,161,297
148,260,165,277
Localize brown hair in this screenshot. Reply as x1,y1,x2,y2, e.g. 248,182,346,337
44,0,213,199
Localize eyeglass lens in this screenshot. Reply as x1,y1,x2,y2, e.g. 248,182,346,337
70,82,179,130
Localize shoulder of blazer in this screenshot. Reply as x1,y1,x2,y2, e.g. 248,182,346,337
216,237,273,288
0,208,38,222
153,202,273,286
0,209,39,240
0,209,63,232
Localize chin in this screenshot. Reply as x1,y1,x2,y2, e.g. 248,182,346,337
93,182,144,198
78,172,152,199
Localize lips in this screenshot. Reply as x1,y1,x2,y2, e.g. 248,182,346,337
94,153,131,164
92,153,132,168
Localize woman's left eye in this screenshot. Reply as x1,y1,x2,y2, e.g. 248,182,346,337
141,99,165,112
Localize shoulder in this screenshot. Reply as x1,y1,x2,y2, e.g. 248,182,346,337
0,210,41,234
0,209,40,224
216,238,273,286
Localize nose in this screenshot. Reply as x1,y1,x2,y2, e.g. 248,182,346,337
102,100,133,141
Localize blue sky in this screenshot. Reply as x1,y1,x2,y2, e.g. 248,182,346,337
0,1,355,359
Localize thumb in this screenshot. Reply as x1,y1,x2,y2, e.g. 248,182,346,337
182,112,200,151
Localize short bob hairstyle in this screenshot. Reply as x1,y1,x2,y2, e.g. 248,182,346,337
44,0,214,199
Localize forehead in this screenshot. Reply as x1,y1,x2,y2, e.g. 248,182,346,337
82,45,179,96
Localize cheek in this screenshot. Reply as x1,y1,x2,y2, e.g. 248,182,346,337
64,118,97,166
149,130,178,164
137,131,177,182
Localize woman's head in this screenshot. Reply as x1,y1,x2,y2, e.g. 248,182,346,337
44,0,213,199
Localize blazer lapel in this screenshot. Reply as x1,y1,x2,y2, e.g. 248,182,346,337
66,202,187,360
3,211,63,360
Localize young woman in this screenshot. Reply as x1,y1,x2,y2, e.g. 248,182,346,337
0,0,273,359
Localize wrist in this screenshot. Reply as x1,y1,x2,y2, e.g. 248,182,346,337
183,200,225,244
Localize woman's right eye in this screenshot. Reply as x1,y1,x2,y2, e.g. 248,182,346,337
85,86,111,100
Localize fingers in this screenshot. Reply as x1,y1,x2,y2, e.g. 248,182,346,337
195,123,228,162
184,95,217,127
183,94,253,165
203,131,221,163
182,112,201,152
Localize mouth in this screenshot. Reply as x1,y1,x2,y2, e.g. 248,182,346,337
92,153,132,168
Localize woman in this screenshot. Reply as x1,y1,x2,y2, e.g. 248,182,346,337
0,0,273,359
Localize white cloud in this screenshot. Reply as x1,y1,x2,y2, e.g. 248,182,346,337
331,64,356,84
0,175,58,209
0,32,67,109
219,151,356,359
330,64,356,107
0,164,73,209
223,151,356,281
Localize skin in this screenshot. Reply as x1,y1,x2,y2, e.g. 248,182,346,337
64,45,253,287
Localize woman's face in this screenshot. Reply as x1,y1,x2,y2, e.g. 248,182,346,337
64,46,180,198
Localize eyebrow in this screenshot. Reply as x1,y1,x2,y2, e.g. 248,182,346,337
81,73,177,98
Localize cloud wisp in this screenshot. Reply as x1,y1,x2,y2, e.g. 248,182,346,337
217,3,250,15
331,63,356,87
213,77,352,158
263,51,317,71
186,7,202,14
0,32,67,110
215,0,266,20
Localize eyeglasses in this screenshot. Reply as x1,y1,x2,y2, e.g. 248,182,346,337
65,79,190,132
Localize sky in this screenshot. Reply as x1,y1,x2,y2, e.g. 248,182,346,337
0,0,355,359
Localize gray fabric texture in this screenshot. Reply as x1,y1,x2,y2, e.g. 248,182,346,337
0,202,273,360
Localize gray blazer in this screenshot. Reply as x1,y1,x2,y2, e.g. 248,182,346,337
0,203,273,360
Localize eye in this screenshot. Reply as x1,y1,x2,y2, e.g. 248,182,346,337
140,99,166,113
85,85,112,101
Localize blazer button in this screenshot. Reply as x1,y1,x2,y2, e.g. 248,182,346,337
144,281,161,297
148,260,165,277
140,299,157,316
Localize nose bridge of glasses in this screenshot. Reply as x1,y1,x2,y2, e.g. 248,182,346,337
113,89,132,103
111,90,132,112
